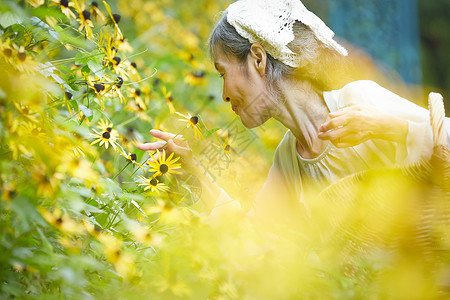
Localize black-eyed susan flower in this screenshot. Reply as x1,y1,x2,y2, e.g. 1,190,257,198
176,112,203,140
27,0,45,8
90,127,119,150
49,0,76,20
110,76,126,103
87,77,106,109
129,224,163,246
90,1,105,22
126,60,140,82
96,118,113,133
38,207,82,234
103,0,123,40
137,175,170,193
0,38,13,63
117,37,133,53
162,86,175,114
97,233,136,279
72,0,94,39
184,70,205,86
130,88,146,108
11,44,37,73
117,145,146,171
146,149,182,177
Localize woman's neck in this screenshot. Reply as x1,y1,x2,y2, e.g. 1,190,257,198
273,78,330,159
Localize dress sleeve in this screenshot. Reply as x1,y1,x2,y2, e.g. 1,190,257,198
338,80,450,163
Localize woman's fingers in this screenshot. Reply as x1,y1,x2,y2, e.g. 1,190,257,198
137,140,167,151
319,115,348,133
149,129,176,141
328,105,362,118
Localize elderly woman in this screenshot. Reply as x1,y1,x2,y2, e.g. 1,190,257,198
139,0,450,218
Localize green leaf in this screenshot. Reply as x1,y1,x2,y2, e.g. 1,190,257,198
79,105,93,118
75,50,104,65
203,127,220,137
0,12,22,27
87,60,105,79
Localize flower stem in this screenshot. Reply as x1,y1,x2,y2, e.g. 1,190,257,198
112,161,131,180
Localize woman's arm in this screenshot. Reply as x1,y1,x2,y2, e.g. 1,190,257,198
318,80,450,163
138,129,239,215
318,104,409,148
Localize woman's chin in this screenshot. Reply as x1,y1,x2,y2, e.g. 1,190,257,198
240,113,270,129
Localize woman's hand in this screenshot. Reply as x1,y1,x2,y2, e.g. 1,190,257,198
138,129,198,173
318,105,408,148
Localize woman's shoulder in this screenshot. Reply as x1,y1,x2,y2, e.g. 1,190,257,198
337,80,388,108
340,80,381,99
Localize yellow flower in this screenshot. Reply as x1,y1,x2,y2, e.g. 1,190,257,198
176,112,204,140
146,149,182,177
90,127,119,150
117,144,146,171
38,207,83,234
97,233,136,279
162,86,175,114
87,77,106,109
184,70,206,86
72,0,94,39
137,175,170,193
90,1,105,22
110,76,126,103
49,0,76,20
117,38,133,53
103,0,123,41
129,224,163,246
0,38,13,63
27,0,44,8
96,118,114,133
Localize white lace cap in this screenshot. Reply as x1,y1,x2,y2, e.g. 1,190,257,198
226,0,348,67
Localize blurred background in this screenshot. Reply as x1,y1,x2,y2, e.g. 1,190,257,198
303,0,450,113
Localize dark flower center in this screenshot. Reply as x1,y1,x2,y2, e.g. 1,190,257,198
193,71,205,78
18,52,26,62
65,91,73,99
106,127,112,132
224,144,230,151
160,164,169,174
3,48,12,58
56,217,63,224
60,0,69,8
82,10,91,20
31,128,40,135
168,96,173,102
150,178,158,186
131,62,137,68
94,224,102,232
190,116,199,125
102,131,111,139
134,89,141,96
116,77,123,88
130,153,137,161
113,14,121,24
112,56,121,65
92,1,98,8
94,83,105,93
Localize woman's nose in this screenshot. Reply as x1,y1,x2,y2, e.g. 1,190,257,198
222,91,230,102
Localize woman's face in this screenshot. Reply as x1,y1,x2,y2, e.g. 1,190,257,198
214,47,274,128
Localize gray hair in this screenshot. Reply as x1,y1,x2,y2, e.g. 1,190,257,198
208,13,340,91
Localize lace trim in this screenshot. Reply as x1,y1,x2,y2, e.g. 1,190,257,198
226,0,348,68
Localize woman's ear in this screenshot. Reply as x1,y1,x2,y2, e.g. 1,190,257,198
249,43,267,77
